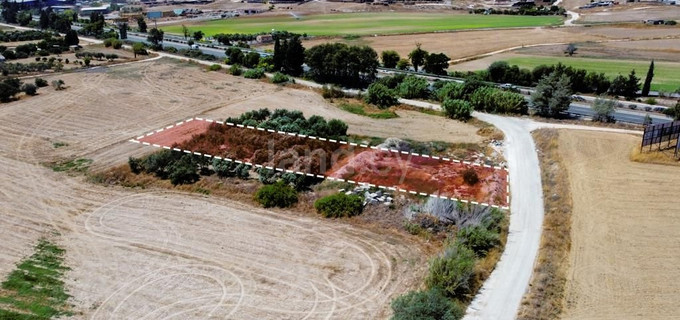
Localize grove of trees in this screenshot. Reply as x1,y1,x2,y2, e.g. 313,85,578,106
304,43,378,88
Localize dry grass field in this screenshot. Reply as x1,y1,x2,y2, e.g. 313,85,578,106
0,58,487,318
558,130,680,319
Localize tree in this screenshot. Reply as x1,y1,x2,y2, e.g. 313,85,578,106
391,288,464,320
423,53,450,75
39,9,50,29
305,43,378,88
364,83,398,109
225,47,244,65
564,43,577,56
193,30,204,41
408,44,428,72
64,30,79,46
181,25,189,39
0,77,22,102
254,181,298,208
147,28,164,50
663,102,680,121
643,114,653,126
398,76,430,99
16,11,31,26
623,70,640,100
21,83,37,96
531,72,573,117
591,94,616,122
243,51,260,68
132,42,146,58
641,60,654,96
609,74,627,96
168,155,199,185
381,50,400,69
442,99,473,121
118,22,128,40
137,17,147,33
396,58,410,70
273,34,305,76
488,61,510,83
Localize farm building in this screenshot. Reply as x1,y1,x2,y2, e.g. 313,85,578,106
80,5,111,17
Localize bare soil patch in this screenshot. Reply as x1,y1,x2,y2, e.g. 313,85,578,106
559,130,680,319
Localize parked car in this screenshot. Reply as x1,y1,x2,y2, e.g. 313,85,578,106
571,95,586,102
653,107,665,112
644,106,652,111
628,104,637,110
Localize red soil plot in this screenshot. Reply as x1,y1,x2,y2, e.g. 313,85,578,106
133,118,509,208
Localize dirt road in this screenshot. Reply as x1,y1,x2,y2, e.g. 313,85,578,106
559,130,680,319
462,115,544,320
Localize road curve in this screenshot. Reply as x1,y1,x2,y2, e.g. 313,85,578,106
463,114,544,320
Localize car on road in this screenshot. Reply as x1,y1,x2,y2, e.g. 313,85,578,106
571,95,586,102
628,104,637,110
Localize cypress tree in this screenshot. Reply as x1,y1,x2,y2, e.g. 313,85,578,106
641,60,654,96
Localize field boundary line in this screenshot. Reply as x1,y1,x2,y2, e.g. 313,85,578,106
130,117,510,209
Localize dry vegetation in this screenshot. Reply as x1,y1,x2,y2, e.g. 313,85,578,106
559,130,680,319
0,57,492,318
517,129,572,319
630,141,680,167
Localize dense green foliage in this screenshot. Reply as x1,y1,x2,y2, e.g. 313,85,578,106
305,43,378,88
271,72,290,84
314,193,363,218
457,226,500,256
273,33,305,76
391,288,464,320
255,181,298,208
591,95,616,122
398,75,430,99
226,108,348,140
0,77,23,102
243,68,265,79
442,99,473,121
365,83,399,109
381,50,400,69
531,72,573,117
641,60,654,96
425,242,477,298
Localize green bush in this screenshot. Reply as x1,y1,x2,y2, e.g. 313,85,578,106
103,38,113,47
212,158,250,179
271,72,289,84
168,154,199,185
442,99,473,121
391,288,464,320
128,157,143,174
111,39,123,49
34,78,48,87
457,226,500,256
398,75,430,99
364,83,398,109
243,68,265,79
208,64,222,71
21,83,37,96
425,242,476,299
314,193,363,218
229,64,242,76
437,81,465,101
254,180,298,208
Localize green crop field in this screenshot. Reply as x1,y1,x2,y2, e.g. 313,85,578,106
503,55,680,92
162,13,562,37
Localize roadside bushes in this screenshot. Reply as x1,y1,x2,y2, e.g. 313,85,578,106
364,83,399,109
271,72,289,84
314,193,363,218
254,181,298,208
425,242,477,299
398,75,430,99
469,86,527,114
207,64,222,71
442,99,473,121
391,288,464,320
243,68,265,79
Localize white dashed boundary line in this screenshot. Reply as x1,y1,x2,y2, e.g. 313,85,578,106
129,117,510,209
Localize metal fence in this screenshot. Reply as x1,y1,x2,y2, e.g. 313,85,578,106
641,120,680,154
